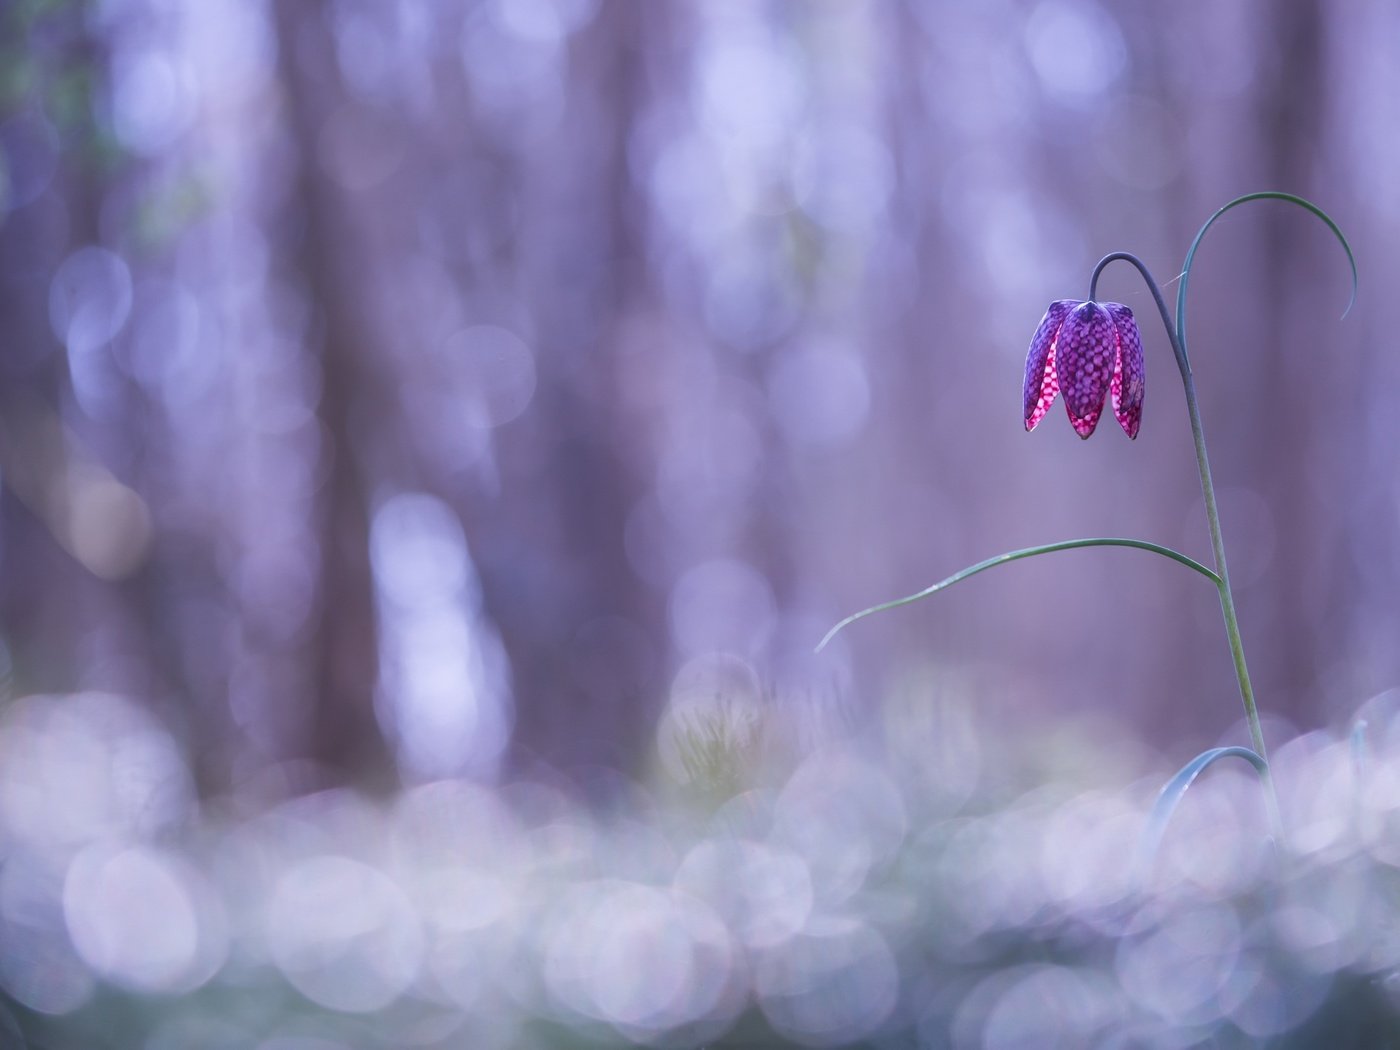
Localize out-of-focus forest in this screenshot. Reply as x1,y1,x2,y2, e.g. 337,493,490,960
11,3,1400,1047
2,0,1397,794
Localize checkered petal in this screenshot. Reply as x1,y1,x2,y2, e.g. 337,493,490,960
1056,301,1116,439
1023,300,1076,432
1105,303,1145,439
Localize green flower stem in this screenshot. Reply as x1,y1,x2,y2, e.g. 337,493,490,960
1090,252,1282,838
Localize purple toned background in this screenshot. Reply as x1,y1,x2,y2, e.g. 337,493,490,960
2,0,1398,791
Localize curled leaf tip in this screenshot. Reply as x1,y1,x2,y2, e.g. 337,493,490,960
1178,191,1357,347
1138,745,1271,876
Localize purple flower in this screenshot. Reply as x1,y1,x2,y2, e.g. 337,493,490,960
1023,300,1145,439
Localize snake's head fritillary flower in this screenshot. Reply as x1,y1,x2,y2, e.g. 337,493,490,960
1023,300,1145,439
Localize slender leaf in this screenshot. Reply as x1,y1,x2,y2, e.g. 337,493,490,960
1351,717,1369,834
1137,745,1269,875
1177,191,1357,353
816,538,1221,653
1351,718,1369,782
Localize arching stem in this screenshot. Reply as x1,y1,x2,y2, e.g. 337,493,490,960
1089,252,1282,839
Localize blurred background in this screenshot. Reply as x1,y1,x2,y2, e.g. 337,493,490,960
1,0,1397,795
7,2,1400,1046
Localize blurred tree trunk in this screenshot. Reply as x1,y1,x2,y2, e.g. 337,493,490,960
272,1,394,783
1252,0,1330,721
0,1,168,715
492,0,665,775
0,2,96,696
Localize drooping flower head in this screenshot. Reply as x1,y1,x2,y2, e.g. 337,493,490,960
1023,300,1145,439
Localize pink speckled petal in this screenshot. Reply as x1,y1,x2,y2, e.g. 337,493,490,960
1057,302,1115,439
1027,337,1062,431
1023,300,1075,431
1106,302,1145,439
1067,402,1103,438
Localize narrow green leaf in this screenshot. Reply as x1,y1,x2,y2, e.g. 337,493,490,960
1351,718,1369,781
815,538,1221,653
1351,717,1369,834
1137,745,1269,874
1177,191,1357,353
